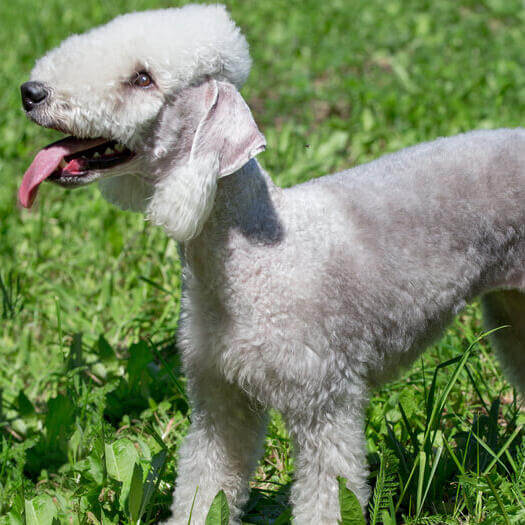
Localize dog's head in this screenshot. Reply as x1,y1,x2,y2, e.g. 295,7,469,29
19,4,265,241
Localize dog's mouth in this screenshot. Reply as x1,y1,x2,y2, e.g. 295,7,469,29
18,135,134,208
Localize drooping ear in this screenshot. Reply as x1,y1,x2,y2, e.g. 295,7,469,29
191,79,266,177
147,79,266,242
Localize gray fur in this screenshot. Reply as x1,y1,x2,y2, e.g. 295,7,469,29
19,8,524,523
172,129,524,523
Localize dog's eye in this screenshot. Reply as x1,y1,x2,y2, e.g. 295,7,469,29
132,72,153,88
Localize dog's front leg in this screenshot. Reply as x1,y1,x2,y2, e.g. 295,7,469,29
167,371,267,525
286,403,370,524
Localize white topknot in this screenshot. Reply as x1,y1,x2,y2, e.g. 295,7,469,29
31,4,252,93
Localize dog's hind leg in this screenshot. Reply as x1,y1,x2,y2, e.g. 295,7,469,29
481,289,525,394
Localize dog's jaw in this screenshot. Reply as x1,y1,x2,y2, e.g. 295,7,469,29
18,135,138,208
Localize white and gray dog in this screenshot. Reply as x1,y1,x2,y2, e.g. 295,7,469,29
18,5,524,524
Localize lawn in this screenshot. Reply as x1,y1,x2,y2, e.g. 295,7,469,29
0,0,524,523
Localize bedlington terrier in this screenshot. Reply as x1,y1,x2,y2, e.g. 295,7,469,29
18,4,524,524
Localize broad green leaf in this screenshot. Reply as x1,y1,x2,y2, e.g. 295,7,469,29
45,394,75,445
338,477,366,525
105,438,138,483
105,438,140,512
205,490,229,525
128,461,144,524
24,495,56,525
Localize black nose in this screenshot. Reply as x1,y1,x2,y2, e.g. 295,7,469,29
21,81,48,111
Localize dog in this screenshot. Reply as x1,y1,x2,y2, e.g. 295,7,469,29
18,5,524,524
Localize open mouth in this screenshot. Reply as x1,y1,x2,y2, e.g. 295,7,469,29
50,139,134,182
18,136,135,209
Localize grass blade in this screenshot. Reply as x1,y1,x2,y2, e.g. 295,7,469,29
417,446,443,518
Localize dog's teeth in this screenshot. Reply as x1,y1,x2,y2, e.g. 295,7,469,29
115,143,124,153
59,159,67,169
104,147,113,156
93,151,101,159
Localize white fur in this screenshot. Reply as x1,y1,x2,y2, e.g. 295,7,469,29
29,5,251,147
147,155,219,241
23,5,525,524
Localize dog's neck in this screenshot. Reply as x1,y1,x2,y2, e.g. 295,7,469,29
182,159,284,269
204,158,283,243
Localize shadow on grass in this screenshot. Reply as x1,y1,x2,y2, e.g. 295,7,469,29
242,483,292,524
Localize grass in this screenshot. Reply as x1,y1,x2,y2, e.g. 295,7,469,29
0,0,524,523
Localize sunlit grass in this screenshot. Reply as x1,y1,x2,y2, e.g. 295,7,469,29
0,0,523,523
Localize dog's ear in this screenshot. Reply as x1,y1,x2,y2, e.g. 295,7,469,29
191,79,266,177
147,79,266,241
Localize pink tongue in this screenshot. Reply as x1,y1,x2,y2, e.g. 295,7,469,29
18,136,107,208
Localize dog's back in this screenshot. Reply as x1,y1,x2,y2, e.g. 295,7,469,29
282,128,525,379
193,129,525,389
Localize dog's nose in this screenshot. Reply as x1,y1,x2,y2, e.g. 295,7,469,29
21,81,48,111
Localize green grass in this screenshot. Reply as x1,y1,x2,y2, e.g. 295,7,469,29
0,0,524,523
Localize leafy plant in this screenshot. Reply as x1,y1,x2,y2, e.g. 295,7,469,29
369,445,398,525
205,491,229,525
338,477,366,525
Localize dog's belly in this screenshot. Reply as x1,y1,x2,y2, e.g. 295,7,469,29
204,233,522,400
179,229,522,413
